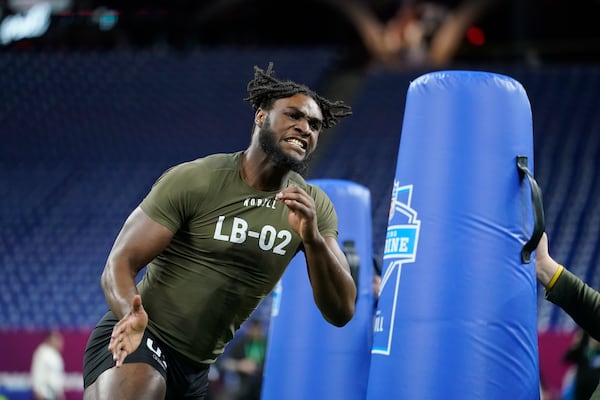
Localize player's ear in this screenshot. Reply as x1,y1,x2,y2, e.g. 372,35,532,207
255,109,266,127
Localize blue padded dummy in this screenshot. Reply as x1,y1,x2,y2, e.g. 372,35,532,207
262,179,374,400
366,71,542,400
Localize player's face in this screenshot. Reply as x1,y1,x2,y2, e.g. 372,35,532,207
258,94,323,173
259,117,313,174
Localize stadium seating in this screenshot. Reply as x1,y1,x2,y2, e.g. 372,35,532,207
0,48,339,330
1,50,600,335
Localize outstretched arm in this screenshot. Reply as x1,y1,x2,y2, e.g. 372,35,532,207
101,206,174,366
536,232,600,340
535,232,561,288
276,187,356,327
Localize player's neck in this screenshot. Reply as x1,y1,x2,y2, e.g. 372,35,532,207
241,150,290,192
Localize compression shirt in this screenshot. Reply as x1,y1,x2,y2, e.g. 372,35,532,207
546,268,600,340
138,151,338,364
545,268,600,400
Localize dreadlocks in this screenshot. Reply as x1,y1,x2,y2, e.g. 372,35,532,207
244,62,352,130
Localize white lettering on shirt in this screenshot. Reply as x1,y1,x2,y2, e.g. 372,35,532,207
213,215,292,255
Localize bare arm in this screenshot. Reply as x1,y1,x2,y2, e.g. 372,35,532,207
276,187,356,327
535,232,561,288
101,206,174,366
304,235,357,326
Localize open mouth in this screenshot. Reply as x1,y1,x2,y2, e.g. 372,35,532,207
285,137,307,151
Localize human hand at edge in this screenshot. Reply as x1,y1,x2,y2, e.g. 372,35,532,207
108,294,148,367
535,232,560,287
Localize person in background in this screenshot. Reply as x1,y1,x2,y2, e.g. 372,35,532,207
536,232,600,399
562,329,600,400
219,319,267,400
81,62,357,400
30,330,65,400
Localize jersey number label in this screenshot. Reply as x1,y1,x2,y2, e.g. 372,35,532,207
213,216,292,255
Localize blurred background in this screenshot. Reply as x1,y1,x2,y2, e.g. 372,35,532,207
1,0,599,399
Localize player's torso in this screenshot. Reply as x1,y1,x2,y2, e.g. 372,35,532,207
162,167,304,287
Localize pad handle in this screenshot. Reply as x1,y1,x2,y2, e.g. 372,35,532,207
517,155,545,263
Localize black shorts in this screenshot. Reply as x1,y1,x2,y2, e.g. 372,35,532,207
83,311,210,400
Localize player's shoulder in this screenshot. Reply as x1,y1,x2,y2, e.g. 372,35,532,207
166,152,240,175
186,152,239,169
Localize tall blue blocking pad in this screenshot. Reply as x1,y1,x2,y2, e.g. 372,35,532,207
261,179,375,400
366,71,540,399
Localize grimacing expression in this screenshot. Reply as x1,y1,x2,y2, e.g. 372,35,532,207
258,115,314,174
257,94,323,174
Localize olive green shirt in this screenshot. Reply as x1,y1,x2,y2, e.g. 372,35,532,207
138,151,338,365
546,268,600,399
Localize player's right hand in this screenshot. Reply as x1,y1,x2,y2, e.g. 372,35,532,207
108,294,148,367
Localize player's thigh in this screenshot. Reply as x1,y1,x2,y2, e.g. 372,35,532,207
83,362,166,400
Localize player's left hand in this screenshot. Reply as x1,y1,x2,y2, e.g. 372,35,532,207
276,186,319,243
108,294,148,367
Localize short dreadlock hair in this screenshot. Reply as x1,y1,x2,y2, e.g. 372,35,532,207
244,62,352,130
